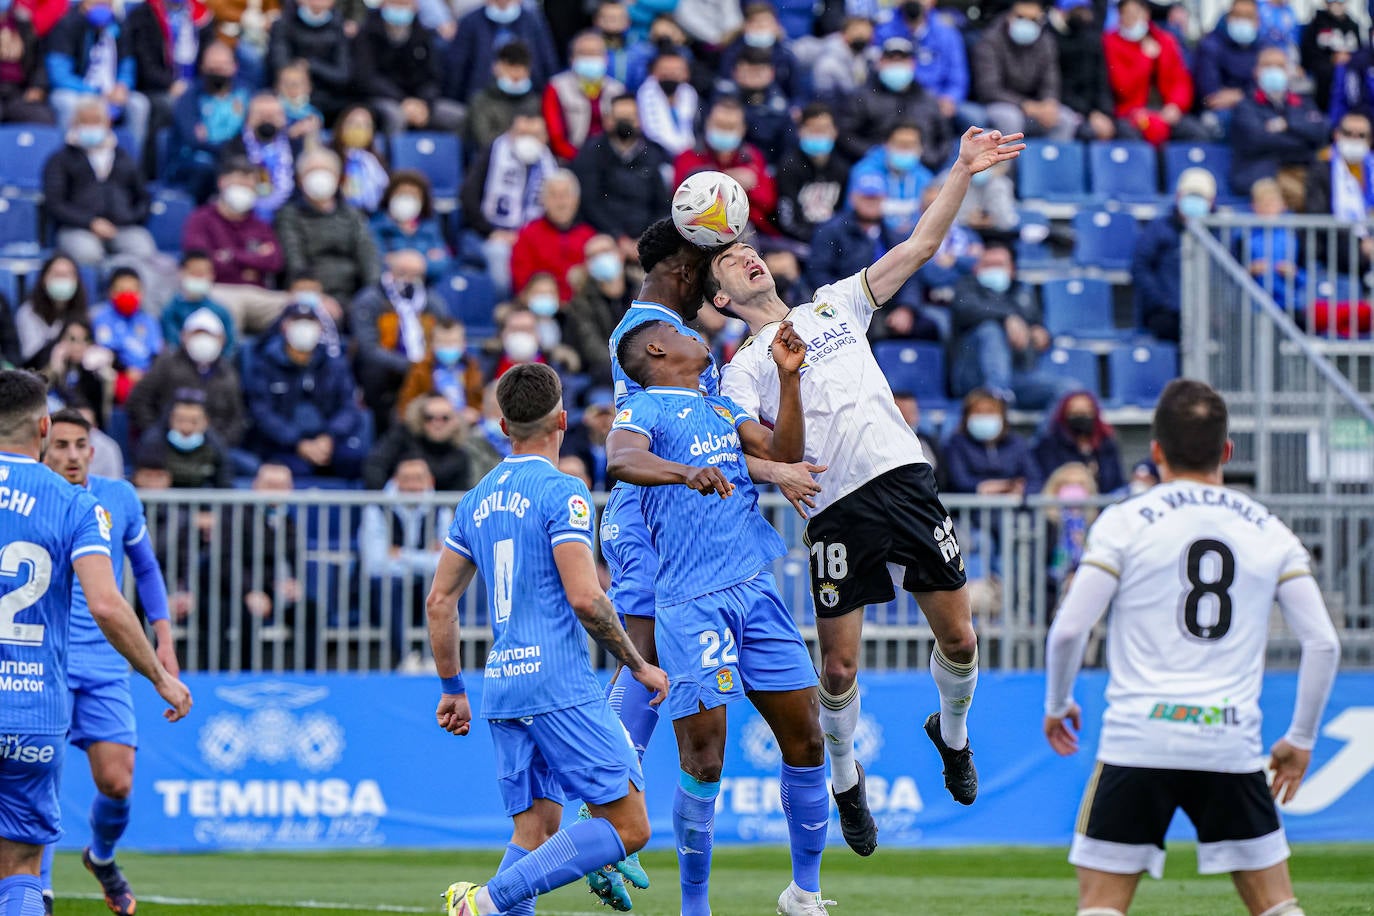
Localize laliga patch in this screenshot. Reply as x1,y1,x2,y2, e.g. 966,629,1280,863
614,408,633,426
95,505,113,542
567,495,591,530
712,405,734,424
716,668,735,692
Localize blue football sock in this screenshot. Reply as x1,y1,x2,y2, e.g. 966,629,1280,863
673,771,719,916
607,673,660,763
780,763,828,894
492,843,533,916
0,874,46,916
89,792,131,863
486,816,626,912
38,846,53,894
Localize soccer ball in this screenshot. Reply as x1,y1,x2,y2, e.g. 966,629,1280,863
671,171,750,248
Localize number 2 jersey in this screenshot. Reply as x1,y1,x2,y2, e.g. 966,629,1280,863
0,453,112,736
1079,480,1313,772
444,454,604,721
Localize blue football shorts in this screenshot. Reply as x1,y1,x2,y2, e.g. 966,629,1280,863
489,699,645,816
655,572,818,721
0,734,65,845
67,669,138,750
602,484,657,620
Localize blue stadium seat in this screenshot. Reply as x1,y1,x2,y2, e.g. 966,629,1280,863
1089,141,1160,203
1039,345,1100,396
1015,211,1056,270
0,197,42,255
1017,140,1088,203
1072,209,1138,271
1040,277,1121,338
390,132,462,207
147,190,195,253
1108,341,1178,406
114,126,140,162
437,269,498,337
0,125,64,192
1163,142,1236,202
872,340,948,408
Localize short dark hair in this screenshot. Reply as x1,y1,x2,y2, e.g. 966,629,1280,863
709,96,745,120
1152,379,1229,473
172,387,208,410
109,266,141,287
49,406,91,432
736,46,773,68
799,101,833,125
181,249,213,267
615,320,669,389
496,363,563,440
888,120,922,142
218,155,255,177
0,370,50,443
497,40,532,68
608,92,636,110
637,218,690,274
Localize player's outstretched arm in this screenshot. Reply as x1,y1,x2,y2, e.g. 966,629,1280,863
426,547,478,736
745,456,827,518
553,541,669,704
739,321,807,464
606,428,735,497
1043,564,1119,755
866,127,1026,305
74,554,192,722
1269,574,1342,803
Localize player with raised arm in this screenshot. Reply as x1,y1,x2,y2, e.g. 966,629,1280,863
607,319,834,916
39,408,179,916
426,363,670,916
1044,379,1341,916
0,370,191,916
704,126,1025,854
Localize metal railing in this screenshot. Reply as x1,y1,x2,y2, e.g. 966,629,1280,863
134,489,1374,675
1182,214,1374,496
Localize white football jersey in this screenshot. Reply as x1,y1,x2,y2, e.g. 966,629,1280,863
720,271,927,515
1081,480,1312,773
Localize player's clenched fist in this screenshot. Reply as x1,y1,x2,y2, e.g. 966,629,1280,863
436,693,473,736
684,465,735,498
634,663,671,706
157,676,193,722
771,320,807,374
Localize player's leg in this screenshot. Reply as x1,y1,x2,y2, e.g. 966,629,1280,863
37,846,52,914
0,734,65,916
608,614,660,762
0,840,47,916
1182,771,1299,916
669,705,729,916
69,677,139,916
1075,867,1142,914
495,797,563,916
1069,764,1176,914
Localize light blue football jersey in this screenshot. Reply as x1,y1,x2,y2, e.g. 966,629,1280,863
610,388,786,606
0,452,112,735
445,455,605,720
609,300,719,407
69,476,150,679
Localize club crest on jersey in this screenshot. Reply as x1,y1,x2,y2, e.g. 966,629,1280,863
712,405,734,424
716,668,735,692
567,495,591,530
814,302,837,320
95,505,113,541
818,582,840,609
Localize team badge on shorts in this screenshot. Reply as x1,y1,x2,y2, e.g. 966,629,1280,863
818,582,840,609
814,302,837,319
716,668,735,692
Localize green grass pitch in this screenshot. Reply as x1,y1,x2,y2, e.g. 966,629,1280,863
49,844,1374,915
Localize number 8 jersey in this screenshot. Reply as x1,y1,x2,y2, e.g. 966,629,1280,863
0,453,112,736
1079,479,1313,773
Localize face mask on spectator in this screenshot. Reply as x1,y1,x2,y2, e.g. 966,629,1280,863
285,319,322,352
222,183,258,214
573,56,607,82
434,346,463,366
657,78,681,96
1258,65,1289,96
511,135,544,164
971,169,993,186
381,5,414,26
1178,193,1211,218
297,5,333,26
1057,483,1090,504
182,277,213,299
340,125,373,149
1008,16,1042,45
886,147,920,172
976,267,1012,294
485,1,520,24
185,332,223,363
1066,413,1096,436
878,63,914,92
848,36,869,53
967,414,1003,442
503,331,539,361
77,126,108,149
303,169,339,200
1227,16,1258,45
389,193,422,223
497,75,533,95
46,277,77,302
167,429,205,452
255,121,279,142
1338,137,1371,163
363,0,382,7
588,252,623,282
528,294,559,317
203,73,232,93
86,4,114,28
111,290,141,317
613,119,638,140
706,129,743,154
1119,19,1149,42
799,134,835,158
743,29,775,48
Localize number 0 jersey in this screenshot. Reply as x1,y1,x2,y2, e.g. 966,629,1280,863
444,454,604,721
0,452,112,735
1081,480,1313,773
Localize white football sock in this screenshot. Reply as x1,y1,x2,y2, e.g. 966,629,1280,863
1257,900,1304,916
1077,908,1126,916
930,644,978,750
819,682,861,794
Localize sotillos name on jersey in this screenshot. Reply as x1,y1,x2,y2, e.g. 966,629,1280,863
485,644,543,678
690,429,742,466
471,490,532,527
1138,487,1268,528
0,486,37,517
0,659,44,693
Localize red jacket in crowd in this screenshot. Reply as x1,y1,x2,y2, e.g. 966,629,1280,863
182,201,286,288
673,143,779,235
509,216,597,300
1103,24,1195,146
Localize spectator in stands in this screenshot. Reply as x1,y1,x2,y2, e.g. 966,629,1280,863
912,177,981,323
137,390,233,488
14,254,87,365
594,1,633,87
182,156,289,332
1033,390,1124,493
1128,458,1160,494
352,248,446,427
364,392,472,489
810,15,874,101
460,112,556,294
39,318,108,425
1195,0,1263,134
510,169,596,302
1055,0,1117,142
675,97,777,233
1230,45,1328,203
245,300,366,478
564,234,629,378
636,47,698,158
1104,0,1204,146
1303,112,1374,279
161,251,237,354
717,46,793,164
486,303,548,378
129,307,246,445
444,0,558,104
371,171,452,282
950,243,1069,409
332,105,389,212
512,272,581,371
1259,0,1301,59
837,37,950,169
903,1,979,127
847,121,932,236
974,0,1081,141
46,0,150,153
717,3,801,100
167,41,250,202
276,61,323,142
1042,460,1097,602
43,98,155,267
891,389,945,490
395,317,484,419
571,92,668,253
561,391,616,490
467,40,542,151
942,388,1044,495
90,266,161,401
544,30,624,162
1132,167,1215,342
468,379,509,470
267,0,351,120
125,0,204,172
354,0,462,135
776,102,849,244
1302,0,1362,114
1245,177,1304,308
0,3,54,124
77,404,123,479
224,93,295,220
276,146,381,305
957,158,1018,234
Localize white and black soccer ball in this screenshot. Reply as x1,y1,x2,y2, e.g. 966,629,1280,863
671,170,750,248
